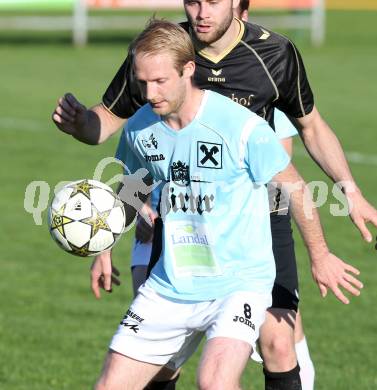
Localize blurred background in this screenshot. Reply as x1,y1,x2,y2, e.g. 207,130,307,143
0,1,376,389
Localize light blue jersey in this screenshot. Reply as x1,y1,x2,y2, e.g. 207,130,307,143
149,108,295,212
274,109,298,139
116,90,290,301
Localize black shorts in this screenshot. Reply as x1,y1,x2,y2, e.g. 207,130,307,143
270,212,299,311
147,213,299,312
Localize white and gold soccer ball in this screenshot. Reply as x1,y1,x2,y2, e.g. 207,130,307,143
48,179,125,257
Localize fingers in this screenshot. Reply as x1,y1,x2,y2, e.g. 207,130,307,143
354,218,372,243
330,285,349,305
343,272,363,290
91,272,102,299
318,283,327,298
52,93,86,134
102,260,113,292
340,280,361,297
64,92,87,114
343,263,360,276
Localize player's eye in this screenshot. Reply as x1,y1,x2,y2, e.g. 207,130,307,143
157,79,167,85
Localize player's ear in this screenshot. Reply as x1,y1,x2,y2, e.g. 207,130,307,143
182,60,196,79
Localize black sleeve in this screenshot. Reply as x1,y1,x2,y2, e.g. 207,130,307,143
275,40,314,118
102,50,146,119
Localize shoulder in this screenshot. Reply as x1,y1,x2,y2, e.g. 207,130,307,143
241,21,294,55
199,91,266,136
127,104,160,132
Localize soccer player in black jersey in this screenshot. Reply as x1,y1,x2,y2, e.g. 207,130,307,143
52,1,377,389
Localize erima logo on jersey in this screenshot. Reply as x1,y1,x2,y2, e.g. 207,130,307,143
208,68,225,82
211,69,222,76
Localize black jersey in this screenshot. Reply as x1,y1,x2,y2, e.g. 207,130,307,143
102,19,314,129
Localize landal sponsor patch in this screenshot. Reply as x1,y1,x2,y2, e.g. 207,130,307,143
166,220,221,277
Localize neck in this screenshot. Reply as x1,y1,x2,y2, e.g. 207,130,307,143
163,87,204,130
196,18,240,57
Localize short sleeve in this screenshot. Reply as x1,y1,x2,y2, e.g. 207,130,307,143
275,40,314,118
245,121,290,184
102,50,146,119
274,108,298,139
115,126,143,174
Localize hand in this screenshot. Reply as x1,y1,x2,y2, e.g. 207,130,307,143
136,204,158,243
90,250,120,299
311,252,363,304
346,190,377,243
52,92,88,136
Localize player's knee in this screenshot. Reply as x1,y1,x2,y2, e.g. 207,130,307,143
261,335,296,366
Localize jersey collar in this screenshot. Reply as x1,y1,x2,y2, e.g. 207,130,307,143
195,18,245,64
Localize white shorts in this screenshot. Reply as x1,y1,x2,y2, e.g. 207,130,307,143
131,240,152,268
109,285,271,369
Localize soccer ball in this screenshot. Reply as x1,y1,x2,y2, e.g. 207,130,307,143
48,179,125,257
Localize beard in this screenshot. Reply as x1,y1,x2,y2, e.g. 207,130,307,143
152,85,187,118
186,8,234,45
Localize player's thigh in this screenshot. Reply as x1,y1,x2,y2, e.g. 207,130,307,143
198,337,251,390
96,350,162,390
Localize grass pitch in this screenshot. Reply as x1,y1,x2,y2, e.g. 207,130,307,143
0,10,376,390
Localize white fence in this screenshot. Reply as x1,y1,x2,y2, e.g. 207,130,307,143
0,0,325,46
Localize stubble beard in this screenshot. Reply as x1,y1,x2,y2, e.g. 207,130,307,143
187,10,234,45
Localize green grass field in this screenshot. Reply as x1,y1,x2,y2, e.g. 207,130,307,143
0,10,376,390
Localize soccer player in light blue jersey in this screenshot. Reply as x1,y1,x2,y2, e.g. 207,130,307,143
94,20,330,390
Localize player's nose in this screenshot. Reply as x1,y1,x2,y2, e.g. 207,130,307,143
198,2,211,20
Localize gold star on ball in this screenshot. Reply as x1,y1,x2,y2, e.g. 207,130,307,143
69,180,95,199
81,205,111,237
69,242,91,257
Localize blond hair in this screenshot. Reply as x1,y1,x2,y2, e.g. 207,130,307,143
132,19,195,75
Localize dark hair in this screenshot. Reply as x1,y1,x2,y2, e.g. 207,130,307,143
239,0,250,13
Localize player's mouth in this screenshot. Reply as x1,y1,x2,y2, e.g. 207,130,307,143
195,24,212,33
151,101,166,108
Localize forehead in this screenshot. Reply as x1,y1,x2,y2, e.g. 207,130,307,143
184,0,231,6
134,52,177,78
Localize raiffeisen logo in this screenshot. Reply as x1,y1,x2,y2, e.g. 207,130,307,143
170,225,210,245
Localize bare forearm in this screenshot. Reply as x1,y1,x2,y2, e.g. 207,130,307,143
298,107,357,190
288,181,329,262
275,164,329,263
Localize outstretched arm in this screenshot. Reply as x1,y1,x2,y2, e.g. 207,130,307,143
273,163,363,304
297,106,377,242
52,93,126,145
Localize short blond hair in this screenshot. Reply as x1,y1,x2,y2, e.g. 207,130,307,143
132,19,195,75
